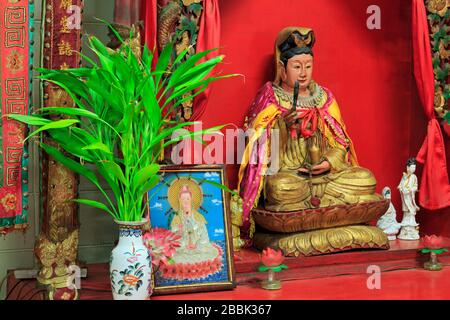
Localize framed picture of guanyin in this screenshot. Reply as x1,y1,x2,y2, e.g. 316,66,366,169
147,165,236,295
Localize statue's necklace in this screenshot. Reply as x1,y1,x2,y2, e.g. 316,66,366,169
273,83,326,108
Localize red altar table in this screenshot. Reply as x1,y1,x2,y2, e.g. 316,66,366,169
6,238,450,300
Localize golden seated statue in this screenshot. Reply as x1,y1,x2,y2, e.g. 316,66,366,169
235,27,389,256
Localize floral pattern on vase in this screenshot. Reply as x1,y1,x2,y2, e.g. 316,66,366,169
110,221,152,300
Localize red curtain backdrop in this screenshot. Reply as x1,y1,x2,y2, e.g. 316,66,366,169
191,0,221,121
412,0,450,210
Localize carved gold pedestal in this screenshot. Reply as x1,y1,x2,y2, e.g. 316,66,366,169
252,200,389,233
253,225,390,257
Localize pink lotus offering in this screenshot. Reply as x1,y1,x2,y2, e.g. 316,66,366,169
420,235,448,271
422,235,445,250
258,247,288,290
261,247,285,268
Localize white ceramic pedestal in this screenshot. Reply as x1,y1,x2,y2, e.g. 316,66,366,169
397,225,420,240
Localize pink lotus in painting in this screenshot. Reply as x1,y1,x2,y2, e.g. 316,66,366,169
143,227,181,267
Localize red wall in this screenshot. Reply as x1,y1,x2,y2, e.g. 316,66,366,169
196,0,450,234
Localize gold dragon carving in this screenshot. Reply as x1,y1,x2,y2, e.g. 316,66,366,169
157,0,204,122
426,0,450,120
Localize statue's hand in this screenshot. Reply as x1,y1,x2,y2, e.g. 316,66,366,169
312,161,331,174
298,161,331,175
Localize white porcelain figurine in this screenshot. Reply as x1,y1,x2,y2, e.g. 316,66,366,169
377,187,401,240
397,158,420,240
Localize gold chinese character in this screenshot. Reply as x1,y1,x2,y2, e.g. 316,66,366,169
60,16,70,33
60,0,73,10
58,40,73,56
60,63,70,70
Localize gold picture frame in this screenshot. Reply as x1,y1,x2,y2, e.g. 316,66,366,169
146,164,236,295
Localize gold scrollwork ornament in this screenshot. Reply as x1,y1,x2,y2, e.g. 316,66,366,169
427,0,449,17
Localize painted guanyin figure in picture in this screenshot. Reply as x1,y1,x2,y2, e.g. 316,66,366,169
160,182,223,280
170,185,222,264
237,27,389,255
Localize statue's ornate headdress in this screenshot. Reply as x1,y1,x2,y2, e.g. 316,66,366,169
274,27,315,84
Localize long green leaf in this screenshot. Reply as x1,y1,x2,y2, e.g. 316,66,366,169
141,175,160,194
82,142,113,154
201,179,237,196
6,114,51,126
25,119,79,142
154,42,173,89
40,107,99,119
47,128,95,163
132,164,160,188
102,160,127,185
167,48,217,88
40,142,99,186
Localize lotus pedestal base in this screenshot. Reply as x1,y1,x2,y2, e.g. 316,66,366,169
253,225,390,257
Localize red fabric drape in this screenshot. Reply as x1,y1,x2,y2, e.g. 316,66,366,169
412,0,450,210
141,0,158,63
191,0,221,121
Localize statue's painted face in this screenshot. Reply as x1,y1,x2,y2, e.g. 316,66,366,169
180,193,192,213
407,164,416,174
281,54,314,91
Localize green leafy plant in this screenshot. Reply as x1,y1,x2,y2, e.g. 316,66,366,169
8,22,234,222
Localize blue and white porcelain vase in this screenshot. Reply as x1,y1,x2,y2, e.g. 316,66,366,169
110,220,152,300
